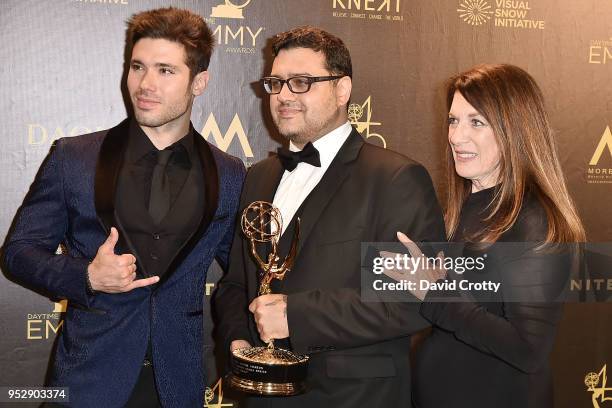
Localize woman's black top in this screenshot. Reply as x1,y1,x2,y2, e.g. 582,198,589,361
413,187,570,408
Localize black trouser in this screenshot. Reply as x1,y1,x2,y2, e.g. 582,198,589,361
124,362,162,408
41,360,162,407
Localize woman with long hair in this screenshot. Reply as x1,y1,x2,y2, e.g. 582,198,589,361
388,63,585,407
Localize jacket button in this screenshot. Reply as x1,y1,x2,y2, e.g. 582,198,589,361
150,253,159,261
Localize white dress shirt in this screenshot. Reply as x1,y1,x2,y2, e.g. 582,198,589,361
273,121,353,235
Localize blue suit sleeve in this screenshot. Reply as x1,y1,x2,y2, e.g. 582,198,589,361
3,138,93,308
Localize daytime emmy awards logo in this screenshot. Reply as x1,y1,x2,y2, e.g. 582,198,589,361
53,300,68,313
210,0,251,19
457,0,494,26
585,364,612,407
590,126,612,166
204,378,233,407
349,96,387,148
27,300,66,340
587,126,612,184
207,0,263,54
200,112,254,158
589,38,612,65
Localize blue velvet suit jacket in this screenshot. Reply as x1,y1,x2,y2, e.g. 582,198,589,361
4,119,245,407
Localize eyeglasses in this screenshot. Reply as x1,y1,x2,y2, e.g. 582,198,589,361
261,75,343,94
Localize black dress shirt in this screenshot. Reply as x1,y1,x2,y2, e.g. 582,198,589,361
115,121,204,279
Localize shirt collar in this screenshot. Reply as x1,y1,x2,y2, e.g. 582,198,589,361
288,121,352,169
127,119,195,166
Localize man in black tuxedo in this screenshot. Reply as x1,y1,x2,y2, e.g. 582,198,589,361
214,26,445,407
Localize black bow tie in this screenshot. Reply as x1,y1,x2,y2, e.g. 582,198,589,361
277,142,321,172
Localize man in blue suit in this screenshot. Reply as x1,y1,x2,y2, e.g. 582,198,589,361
3,8,245,407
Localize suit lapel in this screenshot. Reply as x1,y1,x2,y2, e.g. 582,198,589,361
295,128,364,254
95,121,221,283
94,118,131,252
253,156,284,203
246,156,284,275
188,129,219,247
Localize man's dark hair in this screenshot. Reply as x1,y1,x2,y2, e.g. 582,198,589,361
127,7,214,78
271,26,352,78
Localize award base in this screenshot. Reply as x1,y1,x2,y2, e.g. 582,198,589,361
229,346,309,396
228,374,306,396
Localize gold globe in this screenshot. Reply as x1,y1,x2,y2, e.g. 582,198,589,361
241,201,283,243
584,372,600,390
348,103,364,123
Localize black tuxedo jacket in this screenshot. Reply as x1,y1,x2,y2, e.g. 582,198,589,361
214,128,445,407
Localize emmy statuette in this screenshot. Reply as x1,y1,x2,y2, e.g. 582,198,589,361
228,201,309,396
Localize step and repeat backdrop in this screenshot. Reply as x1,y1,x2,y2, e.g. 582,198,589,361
1,0,611,407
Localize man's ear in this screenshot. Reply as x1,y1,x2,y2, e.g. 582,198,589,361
335,76,352,107
192,71,209,96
